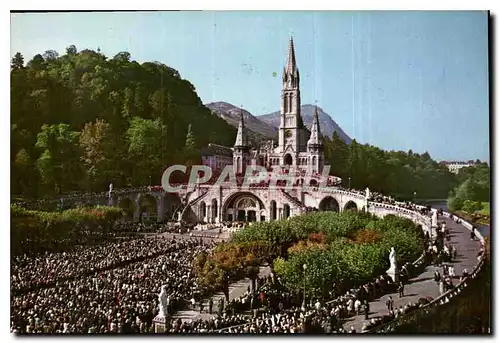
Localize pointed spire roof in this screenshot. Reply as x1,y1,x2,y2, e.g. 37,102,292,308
285,36,297,74
308,106,323,146
234,106,248,147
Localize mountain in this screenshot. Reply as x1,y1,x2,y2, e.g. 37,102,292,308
206,102,278,145
206,102,351,146
258,104,352,144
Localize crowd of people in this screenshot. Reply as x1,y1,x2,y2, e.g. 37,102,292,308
10,237,217,333
163,262,423,334
11,236,197,293
11,182,485,335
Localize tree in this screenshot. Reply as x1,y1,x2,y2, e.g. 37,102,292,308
113,51,131,63
35,124,81,194
11,52,24,70
43,50,59,61
133,84,147,115
448,178,478,211
122,87,134,118
462,200,483,214
12,148,32,195
66,45,77,55
185,124,196,151
183,124,199,167
126,117,167,184
27,54,45,70
79,119,115,191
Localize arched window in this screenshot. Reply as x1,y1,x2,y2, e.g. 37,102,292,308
288,94,293,113
284,204,291,219
200,201,206,218
270,200,277,221
284,94,288,113
212,199,218,218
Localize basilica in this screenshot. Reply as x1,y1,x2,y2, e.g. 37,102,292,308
231,37,325,176
179,37,355,224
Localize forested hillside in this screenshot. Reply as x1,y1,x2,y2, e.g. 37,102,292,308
11,46,465,202
323,132,458,200
11,47,236,198
447,162,490,215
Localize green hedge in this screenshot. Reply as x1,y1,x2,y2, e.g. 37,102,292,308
11,204,124,255
229,211,424,299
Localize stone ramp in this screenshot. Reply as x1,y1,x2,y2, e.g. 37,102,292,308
343,215,482,332
172,266,271,322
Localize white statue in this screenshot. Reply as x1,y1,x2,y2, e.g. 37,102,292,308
158,285,169,317
388,247,397,272
108,183,113,198
365,188,371,199
431,210,438,228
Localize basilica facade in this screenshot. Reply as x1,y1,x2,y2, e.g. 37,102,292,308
232,37,325,177
179,38,353,224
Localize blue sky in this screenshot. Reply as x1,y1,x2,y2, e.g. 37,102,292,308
11,11,489,162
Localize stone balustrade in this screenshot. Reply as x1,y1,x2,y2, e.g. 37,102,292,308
367,209,486,333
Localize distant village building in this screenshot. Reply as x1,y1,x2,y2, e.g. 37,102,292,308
441,160,478,174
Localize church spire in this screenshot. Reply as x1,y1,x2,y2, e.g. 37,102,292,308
283,36,300,89
285,36,297,74
308,106,323,146
234,106,248,147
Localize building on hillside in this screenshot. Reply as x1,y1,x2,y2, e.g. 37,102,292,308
441,160,478,174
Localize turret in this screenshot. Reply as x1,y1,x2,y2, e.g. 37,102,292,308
233,107,250,175
307,106,323,148
307,106,324,174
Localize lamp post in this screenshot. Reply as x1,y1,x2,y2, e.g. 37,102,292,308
348,177,351,190
413,191,417,204
149,175,152,187
302,263,307,310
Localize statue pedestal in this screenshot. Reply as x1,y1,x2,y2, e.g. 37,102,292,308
386,267,399,283
153,315,168,333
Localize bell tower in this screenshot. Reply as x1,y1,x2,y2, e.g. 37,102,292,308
278,37,306,165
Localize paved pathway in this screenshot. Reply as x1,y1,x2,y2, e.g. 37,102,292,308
343,215,482,332
172,266,271,322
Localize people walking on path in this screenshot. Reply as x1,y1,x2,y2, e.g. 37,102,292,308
434,270,441,283
347,298,354,315
439,280,445,295
449,266,455,278
397,282,405,298
363,300,370,320
218,298,224,316
208,298,213,314
385,296,394,311
354,299,361,315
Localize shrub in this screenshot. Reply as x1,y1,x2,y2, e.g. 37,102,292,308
351,228,382,244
